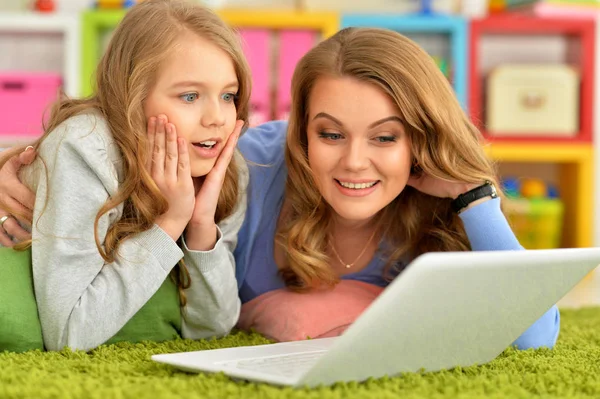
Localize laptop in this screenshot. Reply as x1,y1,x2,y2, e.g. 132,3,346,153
152,248,600,387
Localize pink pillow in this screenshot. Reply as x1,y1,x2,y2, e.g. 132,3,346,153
237,280,384,342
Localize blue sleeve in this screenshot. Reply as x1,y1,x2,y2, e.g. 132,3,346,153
238,121,288,165
459,197,560,349
511,307,560,350
458,197,521,251
234,121,288,288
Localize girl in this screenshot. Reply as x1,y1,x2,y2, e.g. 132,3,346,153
0,0,251,351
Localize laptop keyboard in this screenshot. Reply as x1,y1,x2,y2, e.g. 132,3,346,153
218,350,326,378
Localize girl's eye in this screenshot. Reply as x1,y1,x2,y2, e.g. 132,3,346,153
375,136,397,143
180,93,198,103
318,132,343,141
222,92,237,103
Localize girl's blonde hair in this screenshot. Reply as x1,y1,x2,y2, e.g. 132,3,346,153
0,0,251,305
280,27,499,290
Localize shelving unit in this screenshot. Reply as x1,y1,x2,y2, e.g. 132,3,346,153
80,9,340,96
0,13,81,97
0,9,594,247
0,13,81,147
469,15,595,249
485,143,593,248
470,15,595,143
339,14,594,247
341,14,468,108
219,9,339,35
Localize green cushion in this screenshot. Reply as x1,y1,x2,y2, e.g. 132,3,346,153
0,246,182,352
105,275,182,346
0,247,44,353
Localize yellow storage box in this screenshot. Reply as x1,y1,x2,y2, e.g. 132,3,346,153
504,197,564,249
486,64,579,137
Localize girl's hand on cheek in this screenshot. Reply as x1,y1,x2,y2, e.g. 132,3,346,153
185,120,244,251
148,115,195,241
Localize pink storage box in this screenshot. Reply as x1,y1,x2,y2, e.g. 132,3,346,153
0,72,62,137
239,29,271,127
276,30,317,120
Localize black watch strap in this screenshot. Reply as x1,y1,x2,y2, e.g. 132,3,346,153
451,181,498,213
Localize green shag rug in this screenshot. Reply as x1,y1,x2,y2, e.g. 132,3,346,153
2,308,600,399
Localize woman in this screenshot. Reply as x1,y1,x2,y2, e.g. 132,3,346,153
233,27,558,349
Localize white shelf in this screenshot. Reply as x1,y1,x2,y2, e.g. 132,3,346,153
0,135,40,148
0,12,80,97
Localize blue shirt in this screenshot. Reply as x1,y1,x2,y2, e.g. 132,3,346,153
235,121,560,350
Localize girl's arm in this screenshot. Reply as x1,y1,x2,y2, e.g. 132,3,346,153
179,155,247,339
29,114,184,352
459,197,560,350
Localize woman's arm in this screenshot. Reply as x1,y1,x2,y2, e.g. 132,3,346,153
0,146,36,246
458,197,522,251
459,197,560,349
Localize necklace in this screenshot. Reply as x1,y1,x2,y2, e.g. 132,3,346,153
329,229,378,269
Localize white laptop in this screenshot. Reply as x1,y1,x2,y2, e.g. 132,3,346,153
152,248,600,387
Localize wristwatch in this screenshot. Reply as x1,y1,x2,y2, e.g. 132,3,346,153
451,181,498,213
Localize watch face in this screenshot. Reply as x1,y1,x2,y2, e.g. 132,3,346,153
490,184,498,197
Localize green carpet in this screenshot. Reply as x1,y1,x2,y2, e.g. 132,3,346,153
2,308,600,399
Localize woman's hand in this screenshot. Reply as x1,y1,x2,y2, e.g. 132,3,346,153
147,115,195,242
407,172,479,200
185,120,244,251
0,146,37,246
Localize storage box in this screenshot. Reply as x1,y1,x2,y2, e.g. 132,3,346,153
486,64,579,137
504,197,564,249
0,73,62,137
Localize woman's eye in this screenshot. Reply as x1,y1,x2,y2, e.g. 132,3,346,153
222,92,237,103
318,132,343,141
180,93,198,103
375,136,397,143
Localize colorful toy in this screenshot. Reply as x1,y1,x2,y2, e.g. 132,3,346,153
520,178,548,199
501,177,564,249
96,0,139,9
419,0,434,14
34,0,55,12
547,184,559,199
502,177,520,198
432,56,449,78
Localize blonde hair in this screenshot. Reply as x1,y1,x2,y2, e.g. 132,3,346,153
0,0,251,305
280,27,499,290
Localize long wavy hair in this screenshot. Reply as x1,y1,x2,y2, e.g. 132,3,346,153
0,0,251,305
279,27,500,291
